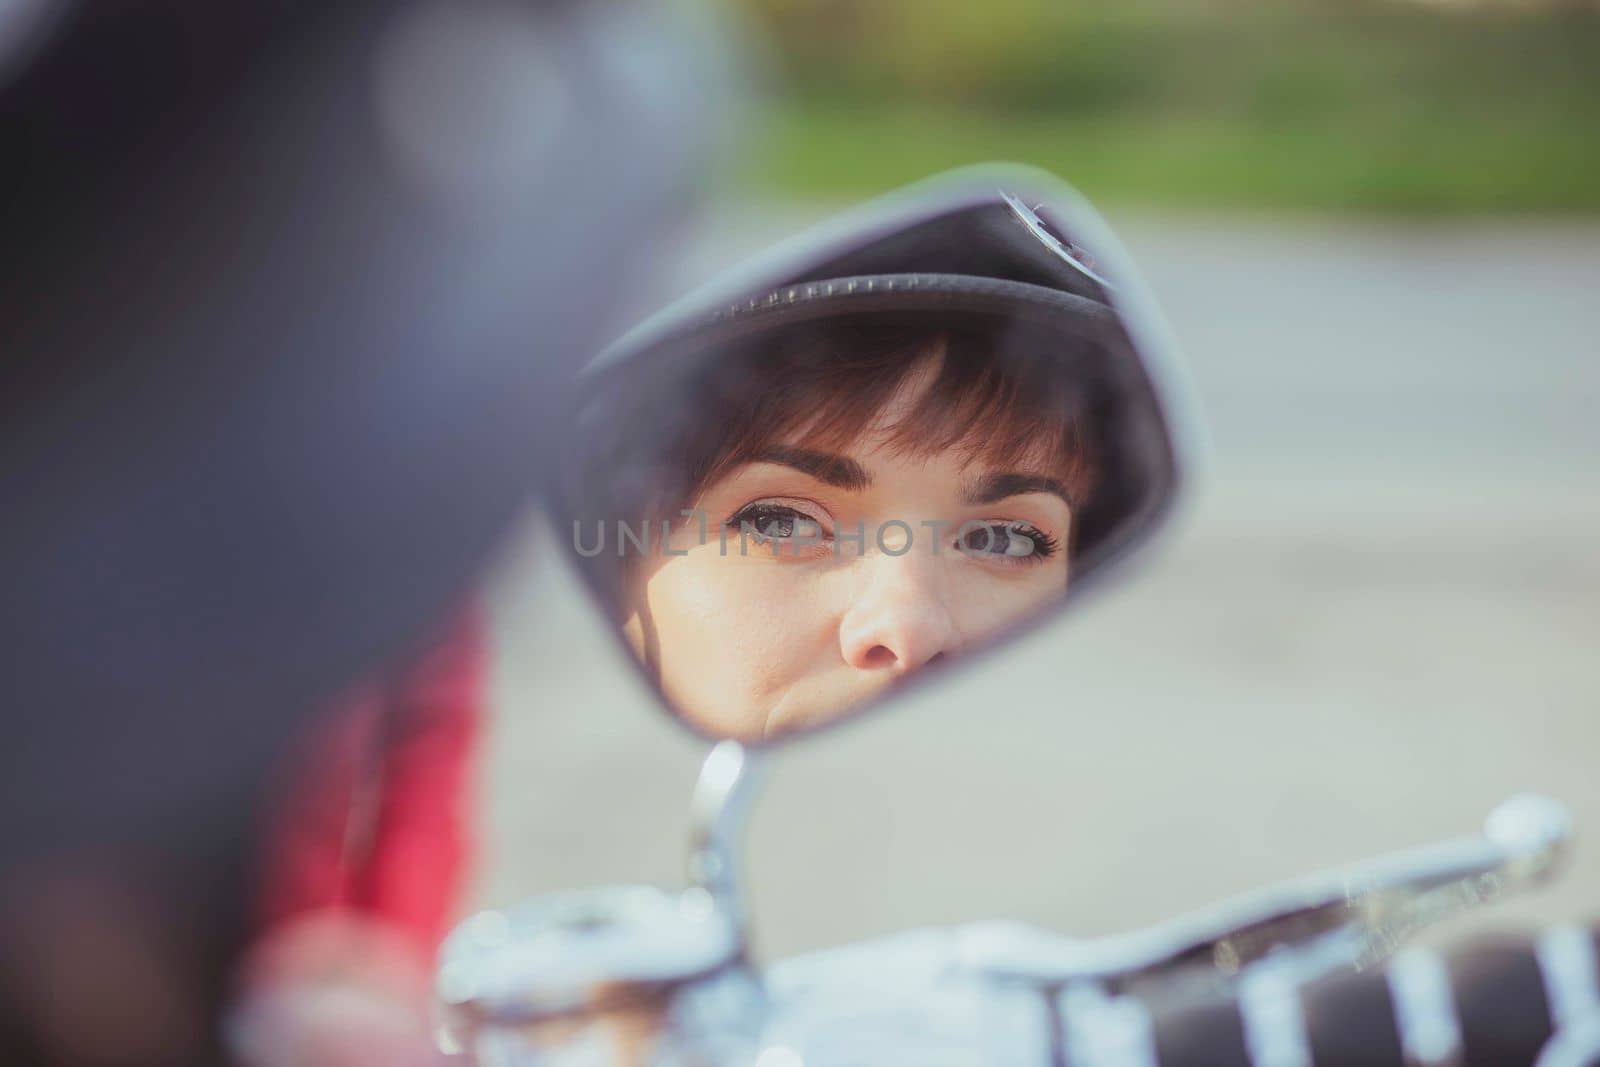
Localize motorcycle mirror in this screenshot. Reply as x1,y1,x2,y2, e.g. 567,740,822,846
552,165,1201,744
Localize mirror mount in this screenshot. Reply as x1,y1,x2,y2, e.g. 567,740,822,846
431,746,770,1047
686,740,769,946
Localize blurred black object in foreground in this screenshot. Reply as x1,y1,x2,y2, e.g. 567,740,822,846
0,1,719,1061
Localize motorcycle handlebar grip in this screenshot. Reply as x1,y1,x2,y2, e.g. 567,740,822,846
1142,964,1406,1067
1302,963,1406,1067
1147,985,1252,1067
1448,935,1555,1066
1131,926,1600,1067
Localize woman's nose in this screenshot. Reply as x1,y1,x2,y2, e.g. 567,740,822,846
837,553,961,674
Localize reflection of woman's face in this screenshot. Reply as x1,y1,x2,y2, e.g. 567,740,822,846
621,372,1073,741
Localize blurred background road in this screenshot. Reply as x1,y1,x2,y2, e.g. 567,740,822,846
474,209,1599,959
472,0,1598,961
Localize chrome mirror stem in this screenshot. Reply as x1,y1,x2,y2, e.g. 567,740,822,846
686,740,768,941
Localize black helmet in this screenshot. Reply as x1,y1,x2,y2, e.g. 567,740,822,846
562,165,1201,605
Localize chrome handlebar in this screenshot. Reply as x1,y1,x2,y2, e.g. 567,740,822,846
437,758,1572,1066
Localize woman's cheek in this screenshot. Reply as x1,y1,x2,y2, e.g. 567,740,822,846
649,555,821,719
947,559,1070,641
689,559,814,662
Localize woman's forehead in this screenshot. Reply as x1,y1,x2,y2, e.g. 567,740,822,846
757,430,1067,487
775,381,1068,481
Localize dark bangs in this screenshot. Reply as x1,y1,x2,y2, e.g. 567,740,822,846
661,313,1102,525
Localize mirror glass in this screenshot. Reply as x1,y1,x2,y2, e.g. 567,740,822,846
555,181,1183,744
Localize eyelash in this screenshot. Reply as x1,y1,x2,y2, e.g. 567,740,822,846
957,521,1060,565
725,501,832,544
724,504,1060,565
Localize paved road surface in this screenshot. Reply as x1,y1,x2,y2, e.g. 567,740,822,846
473,206,1600,962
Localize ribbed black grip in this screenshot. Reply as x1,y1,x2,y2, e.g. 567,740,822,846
1074,926,1600,1067
1148,985,1252,1067
1451,935,1555,1067
1302,966,1405,1067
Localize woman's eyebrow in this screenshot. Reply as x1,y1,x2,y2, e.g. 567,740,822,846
749,446,872,491
962,472,1073,508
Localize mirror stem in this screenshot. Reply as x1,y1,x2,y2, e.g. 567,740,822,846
686,740,767,943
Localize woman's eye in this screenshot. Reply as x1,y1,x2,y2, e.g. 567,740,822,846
728,503,827,543
956,522,1058,562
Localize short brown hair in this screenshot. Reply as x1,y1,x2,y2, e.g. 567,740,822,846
599,312,1107,551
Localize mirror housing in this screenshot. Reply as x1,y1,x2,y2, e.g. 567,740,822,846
552,165,1203,744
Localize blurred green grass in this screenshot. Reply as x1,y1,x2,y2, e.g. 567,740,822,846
733,2,1600,215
